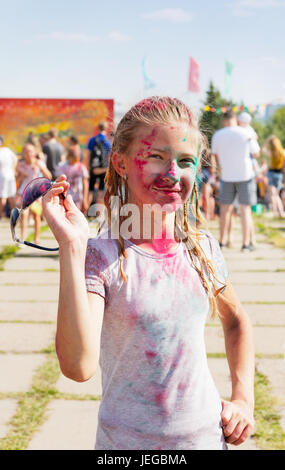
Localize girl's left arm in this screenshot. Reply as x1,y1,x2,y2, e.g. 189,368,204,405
216,280,255,446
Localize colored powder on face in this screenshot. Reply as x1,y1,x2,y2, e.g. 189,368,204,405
182,138,186,142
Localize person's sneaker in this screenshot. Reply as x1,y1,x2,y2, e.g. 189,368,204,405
219,242,225,249
249,243,257,251
241,244,251,252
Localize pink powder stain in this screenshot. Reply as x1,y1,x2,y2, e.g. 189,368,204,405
145,350,157,361
133,157,148,173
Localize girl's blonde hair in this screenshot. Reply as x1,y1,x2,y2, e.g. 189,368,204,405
104,96,225,317
268,135,285,170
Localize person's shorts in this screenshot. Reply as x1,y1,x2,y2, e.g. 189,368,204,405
267,170,283,190
219,178,257,206
89,173,106,192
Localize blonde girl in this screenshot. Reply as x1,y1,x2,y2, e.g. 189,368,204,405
262,135,285,217
42,97,254,450
16,143,51,244
55,147,89,213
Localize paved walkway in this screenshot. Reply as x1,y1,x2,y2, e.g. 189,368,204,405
0,217,285,450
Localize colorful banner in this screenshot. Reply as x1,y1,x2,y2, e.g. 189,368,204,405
203,104,267,114
188,57,200,93
0,98,114,154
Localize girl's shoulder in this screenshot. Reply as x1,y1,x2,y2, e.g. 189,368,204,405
197,229,220,257
86,229,120,268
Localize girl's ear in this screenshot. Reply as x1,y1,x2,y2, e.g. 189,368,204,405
112,152,127,179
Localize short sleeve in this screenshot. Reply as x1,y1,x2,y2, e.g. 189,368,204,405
85,239,111,300
250,138,260,154
200,231,228,294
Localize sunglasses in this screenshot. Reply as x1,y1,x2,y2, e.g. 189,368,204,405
10,177,65,252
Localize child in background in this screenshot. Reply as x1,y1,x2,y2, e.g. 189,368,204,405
16,143,51,244
42,97,255,450
56,148,89,213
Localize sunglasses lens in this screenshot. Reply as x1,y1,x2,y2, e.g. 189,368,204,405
22,178,52,210
10,207,21,241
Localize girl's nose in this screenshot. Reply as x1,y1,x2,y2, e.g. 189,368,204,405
164,161,180,183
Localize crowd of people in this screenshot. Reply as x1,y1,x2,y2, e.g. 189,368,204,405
0,110,285,251
0,122,112,244
198,110,285,251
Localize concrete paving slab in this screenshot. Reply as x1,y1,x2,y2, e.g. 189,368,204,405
234,284,285,303
226,259,285,272
0,285,59,302
0,302,57,322
229,271,285,285
5,254,59,272
0,399,18,438
0,271,59,284
0,354,46,392
205,326,285,355
0,324,55,352
27,400,100,450
56,367,102,397
208,303,285,326
207,358,231,400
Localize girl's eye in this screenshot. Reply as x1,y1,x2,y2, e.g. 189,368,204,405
149,154,163,160
179,159,195,166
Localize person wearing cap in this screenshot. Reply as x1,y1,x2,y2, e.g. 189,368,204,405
211,110,260,252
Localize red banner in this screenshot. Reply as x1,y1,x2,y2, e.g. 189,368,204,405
188,57,200,93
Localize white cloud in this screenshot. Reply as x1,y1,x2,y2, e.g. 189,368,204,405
108,31,131,42
50,32,100,43
231,0,285,16
142,8,193,23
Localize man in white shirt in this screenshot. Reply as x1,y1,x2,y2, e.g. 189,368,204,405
0,135,17,218
211,110,259,251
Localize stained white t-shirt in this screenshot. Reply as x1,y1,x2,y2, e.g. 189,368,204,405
85,230,228,450
211,126,259,182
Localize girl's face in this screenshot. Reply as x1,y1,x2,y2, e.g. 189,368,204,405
23,144,36,164
124,122,198,211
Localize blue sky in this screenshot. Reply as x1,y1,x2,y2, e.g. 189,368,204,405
0,0,285,113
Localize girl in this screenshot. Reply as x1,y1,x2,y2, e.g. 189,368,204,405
262,135,285,217
16,142,51,244
55,147,89,213
42,97,255,450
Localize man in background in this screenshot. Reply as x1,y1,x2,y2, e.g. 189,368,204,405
42,128,64,180
87,121,112,207
211,110,260,252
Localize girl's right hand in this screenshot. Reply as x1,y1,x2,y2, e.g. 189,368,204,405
42,174,90,248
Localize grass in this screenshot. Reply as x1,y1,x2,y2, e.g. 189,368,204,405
0,344,100,450
253,369,285,450
256,221,285,251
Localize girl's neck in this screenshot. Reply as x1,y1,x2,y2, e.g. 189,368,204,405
128,209,179,254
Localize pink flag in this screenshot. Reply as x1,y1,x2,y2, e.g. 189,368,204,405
188,57,200,93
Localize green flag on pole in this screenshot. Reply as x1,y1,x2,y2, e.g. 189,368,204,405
225,60,234,97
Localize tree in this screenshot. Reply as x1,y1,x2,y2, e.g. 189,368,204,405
199,81,236,146
271,107,285,147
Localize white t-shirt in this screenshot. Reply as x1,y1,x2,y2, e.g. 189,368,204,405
0,147,17,180
85,229,228,450
211,126,258,182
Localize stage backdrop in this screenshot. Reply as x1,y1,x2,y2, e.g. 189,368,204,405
0,98,114,154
